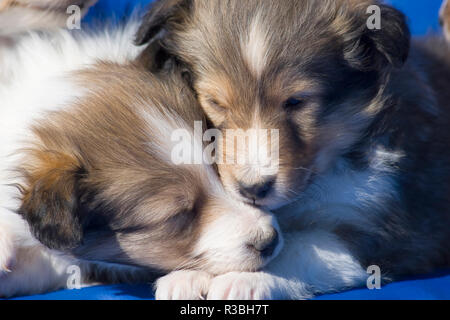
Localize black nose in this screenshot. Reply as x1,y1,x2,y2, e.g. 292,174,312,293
239,178,275,200
250,229,279,258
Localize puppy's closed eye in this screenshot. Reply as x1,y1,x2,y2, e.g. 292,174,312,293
283,97,306,111
207,98,227,113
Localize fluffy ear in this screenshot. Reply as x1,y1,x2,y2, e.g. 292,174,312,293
135,38,175,72
135,0,191,45
18,150,87,250
344,4,410,71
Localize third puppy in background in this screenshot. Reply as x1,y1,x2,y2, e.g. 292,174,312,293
441,0,450,41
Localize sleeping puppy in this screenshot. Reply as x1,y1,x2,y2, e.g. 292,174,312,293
0,0,96,37
0,22,282,297
135,0,450,299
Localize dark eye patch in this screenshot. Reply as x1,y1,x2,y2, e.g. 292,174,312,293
283,97,306,111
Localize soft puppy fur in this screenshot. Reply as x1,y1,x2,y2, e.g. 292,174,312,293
136,0,450,299
0,21,282,297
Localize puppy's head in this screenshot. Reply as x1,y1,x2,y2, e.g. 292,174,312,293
18,63,282,275
136,0,410,209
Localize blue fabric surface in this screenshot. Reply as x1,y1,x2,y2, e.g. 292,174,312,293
317,272,450,300
10,284,155,300
9,273,450,300
10,0,449,300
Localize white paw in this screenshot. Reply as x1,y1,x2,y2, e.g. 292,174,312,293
0,224,16,276
207,272,275,300
155,270,212,300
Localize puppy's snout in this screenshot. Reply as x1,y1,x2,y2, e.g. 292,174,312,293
239,178,275,200
248,228,279,258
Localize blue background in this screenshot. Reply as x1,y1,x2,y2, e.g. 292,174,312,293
10,0,450,300
84,0,444,36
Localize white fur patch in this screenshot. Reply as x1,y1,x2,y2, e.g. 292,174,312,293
240,13,269,79
278,146,402,228
155,270,212,300
207,230,367,300
140,106,194,164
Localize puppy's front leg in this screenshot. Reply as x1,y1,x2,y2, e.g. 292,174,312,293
0,244,80,298
155,270,212,300
0,208,84,298
207,229,367,300
0,223,15,274
0,209,37,276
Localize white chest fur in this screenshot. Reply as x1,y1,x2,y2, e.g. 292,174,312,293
276,147,403,230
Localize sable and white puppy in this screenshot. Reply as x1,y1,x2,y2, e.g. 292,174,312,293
136,0,450,299
0,22,282,297
0,0,96,37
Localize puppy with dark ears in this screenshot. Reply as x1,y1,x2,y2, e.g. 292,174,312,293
135,0,450,299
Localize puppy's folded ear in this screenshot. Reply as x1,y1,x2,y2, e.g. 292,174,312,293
18,150,87,250
135,0,191,46
344,4,410,71
135,38,174,72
